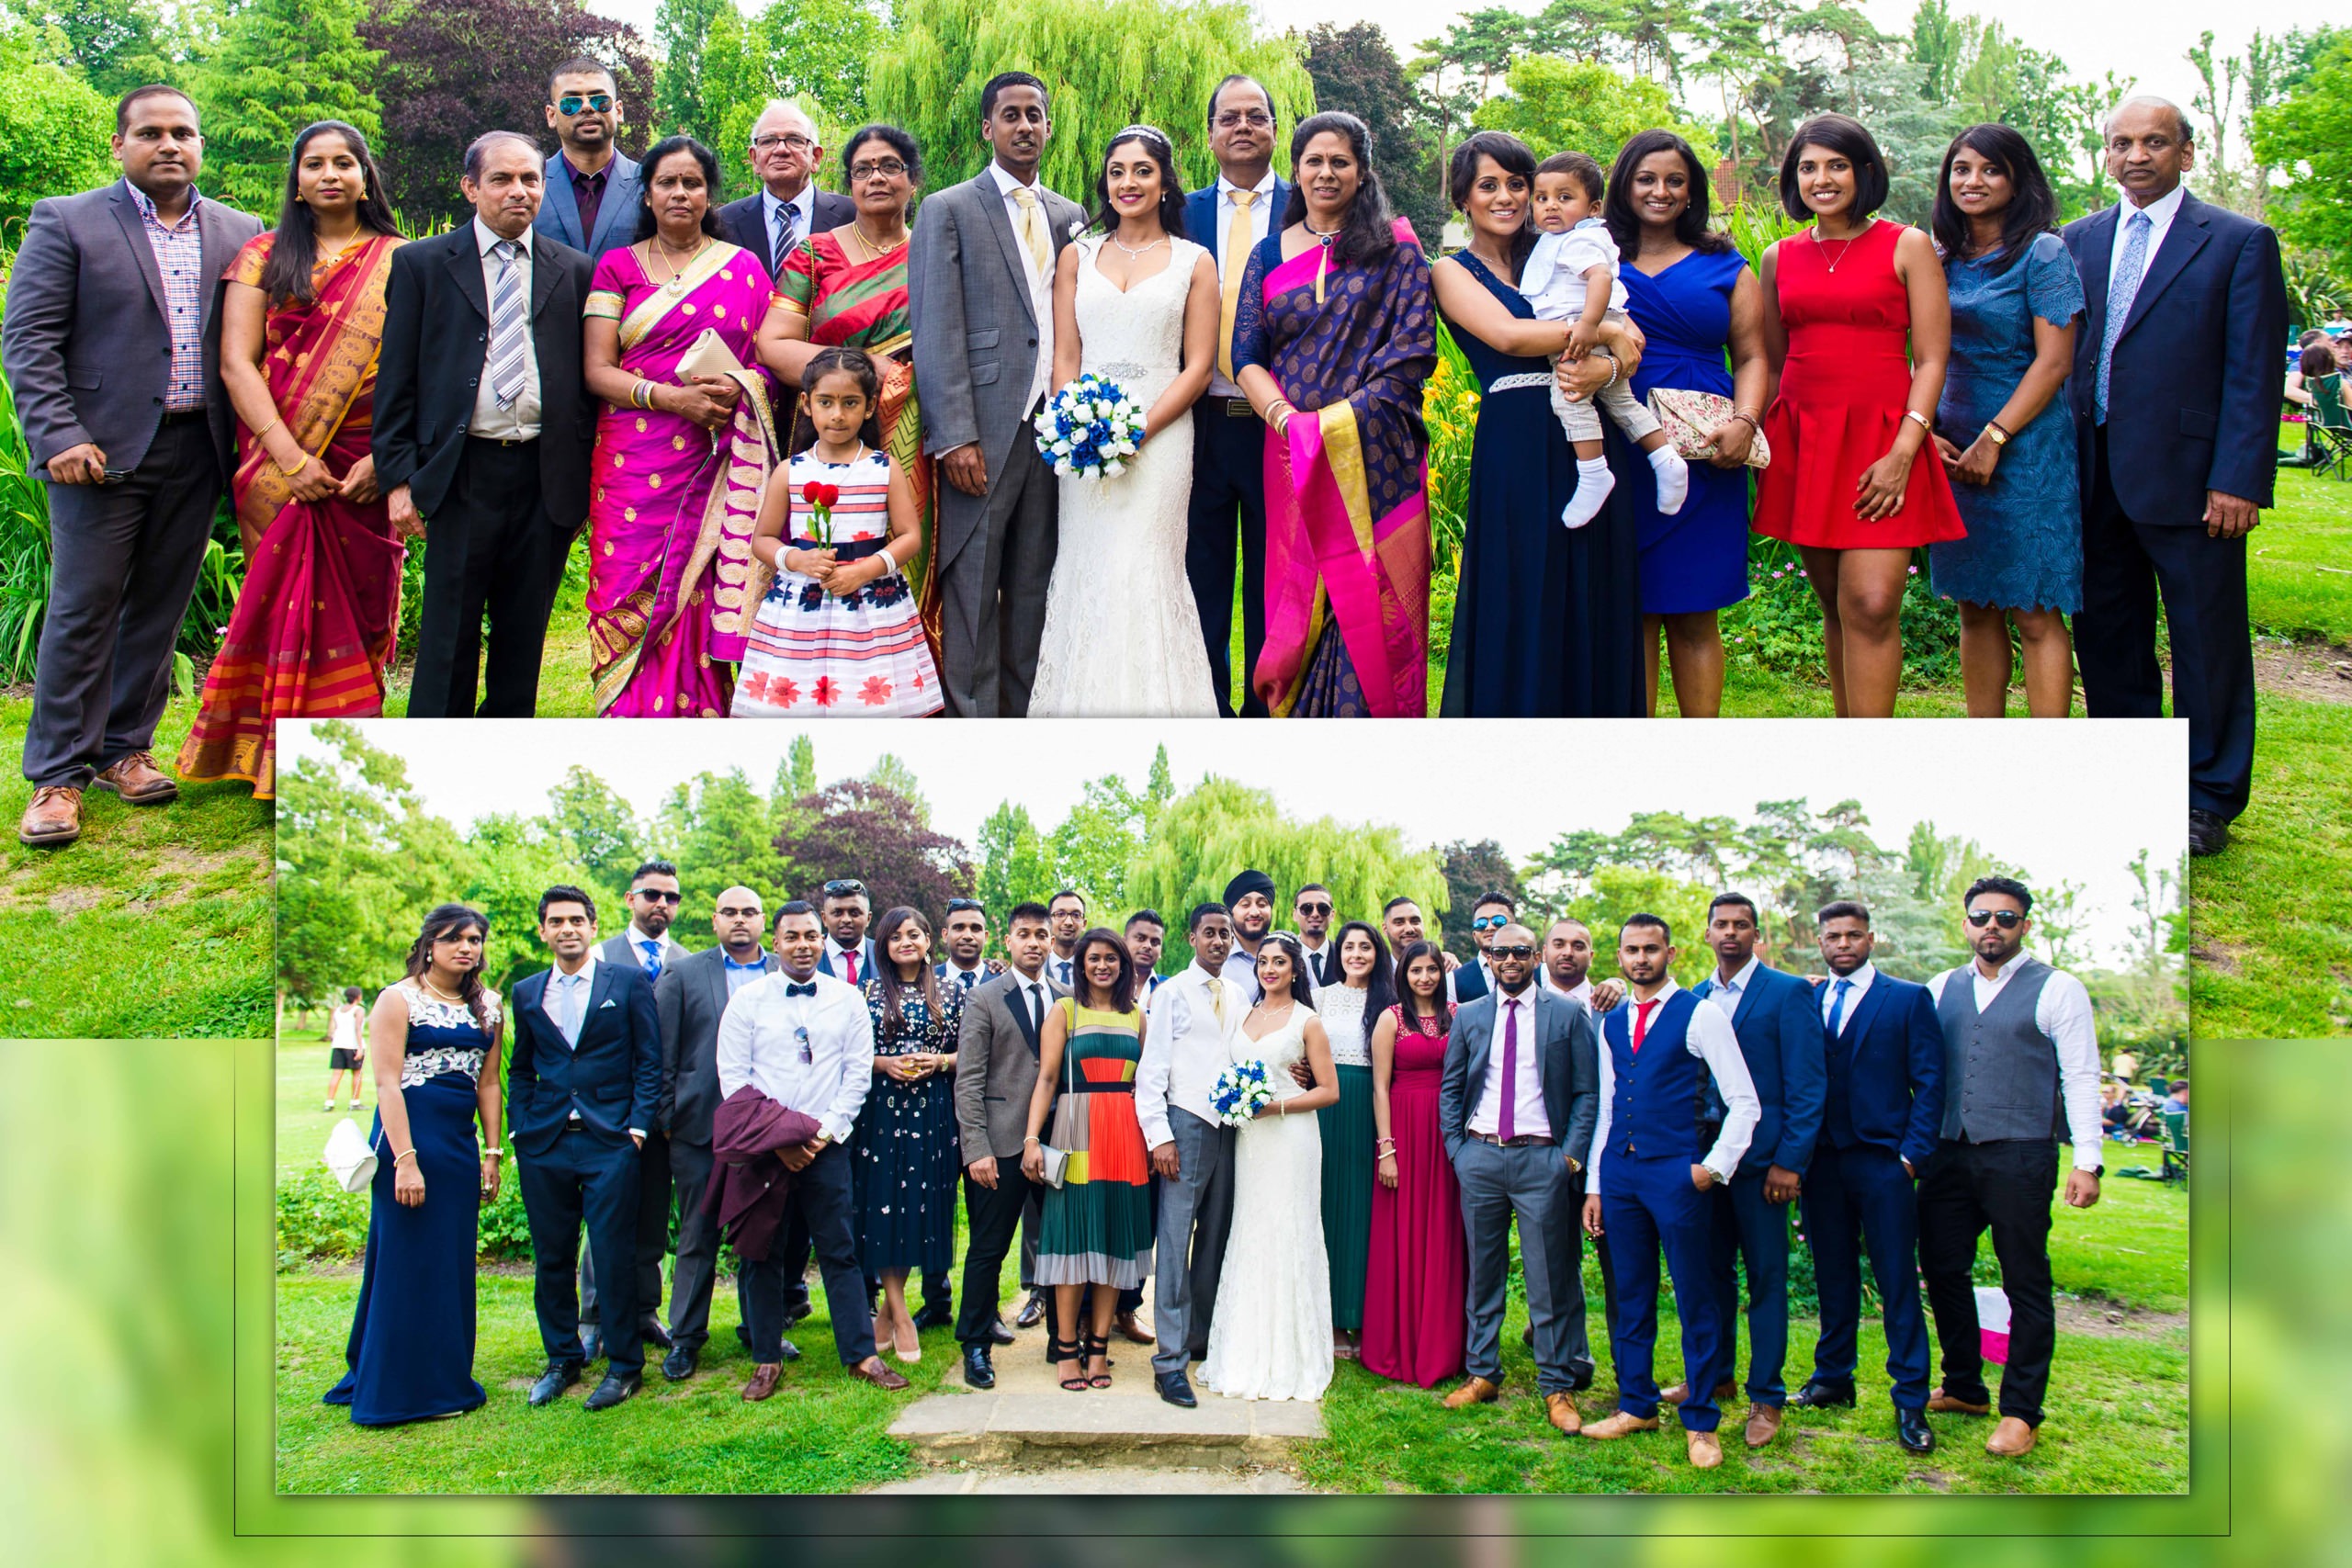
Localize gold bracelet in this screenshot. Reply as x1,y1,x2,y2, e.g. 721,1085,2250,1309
271,447,312,479
250,415,282,443
392,1148,418,1166
1023,1135,1040,1145
1904,409,1935,434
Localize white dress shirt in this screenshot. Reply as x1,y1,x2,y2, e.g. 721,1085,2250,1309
762,183,818,270
1221,943,1261,997
1926,953,2106,1170
939,959,988,995
826,938,870,987
1135,962,1248,1148
625,922,687,977
1467,986,1553,1140
2109,181,2187,300
987,160,1058,412
541,949,600,1046
468,216,542,440
1820,960,1879,1035
1589,980,1760,1193
716,968,876,1144
1707,954,1762,1021
1010,971,1052,1037
1206,170,1277,398
1049,950,1080,989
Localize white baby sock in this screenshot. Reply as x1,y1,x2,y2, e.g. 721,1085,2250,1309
1561,457,1615,529
1649,445,1690,515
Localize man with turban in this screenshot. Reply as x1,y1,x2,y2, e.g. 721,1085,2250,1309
1221,869,1277,995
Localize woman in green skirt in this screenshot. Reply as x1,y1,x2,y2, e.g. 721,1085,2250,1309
1022,927,1154,1392
1316,920,1394,1360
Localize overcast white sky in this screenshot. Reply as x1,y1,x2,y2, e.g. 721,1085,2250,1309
280,717,2185,962
594,0,2285,144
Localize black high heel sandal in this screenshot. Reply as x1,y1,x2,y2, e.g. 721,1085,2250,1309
1052,1336,1089,1392
1082,1333,1114,1389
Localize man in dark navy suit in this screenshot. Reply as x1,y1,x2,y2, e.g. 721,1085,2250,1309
1183,74,1293,715
2063,96,2287,857
713,99,857,283
1789,900,1944,1456
1668,892,1826,1450
507,884,662,1412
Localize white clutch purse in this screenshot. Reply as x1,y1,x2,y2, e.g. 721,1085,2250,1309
676,328,748,382
323,1116,380,1194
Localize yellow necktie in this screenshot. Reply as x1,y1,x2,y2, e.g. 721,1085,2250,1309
1011,186,1050,277
1210,980,1227,1027
1217,189,1257,382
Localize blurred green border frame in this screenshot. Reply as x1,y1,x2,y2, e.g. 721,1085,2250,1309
230,1037,2229,1551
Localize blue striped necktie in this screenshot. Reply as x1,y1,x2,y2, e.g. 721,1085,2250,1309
488,239,526,410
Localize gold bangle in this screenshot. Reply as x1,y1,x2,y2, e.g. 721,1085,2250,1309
250,415,282,443
271,447,311,478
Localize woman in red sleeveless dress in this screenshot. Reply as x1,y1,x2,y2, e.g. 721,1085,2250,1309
1756,113,1964,717
1361,942,1467,1388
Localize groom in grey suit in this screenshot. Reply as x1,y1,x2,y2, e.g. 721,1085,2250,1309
1439,924,1601,1432
908,71,1086,716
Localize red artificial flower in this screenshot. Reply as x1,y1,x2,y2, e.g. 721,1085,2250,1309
800,480,824,505
811,676,840,708
817,482,842,508
859,675,894,705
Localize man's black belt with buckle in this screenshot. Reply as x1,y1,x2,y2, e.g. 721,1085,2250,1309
1470,1131,1555,1147
1223,397,1254,418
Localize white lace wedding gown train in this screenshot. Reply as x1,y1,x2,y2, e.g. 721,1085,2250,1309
1028,236,1219,716
1199,1003,1334,1401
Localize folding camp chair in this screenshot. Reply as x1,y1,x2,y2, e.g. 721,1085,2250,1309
2158,1106,2189,1184
2308,373,2352,480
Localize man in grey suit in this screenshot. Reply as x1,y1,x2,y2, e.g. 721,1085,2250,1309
654,885,781,1381
1439,923,1601,1433
950,901,1065,1387
4,85,262,847
534,57,642,261
908,72,1086,716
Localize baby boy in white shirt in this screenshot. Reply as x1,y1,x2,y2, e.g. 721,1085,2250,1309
1519,152,1688,528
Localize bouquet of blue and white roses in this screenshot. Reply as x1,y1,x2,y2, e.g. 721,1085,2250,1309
1208,1058,1274,1128
1034,372,1143,479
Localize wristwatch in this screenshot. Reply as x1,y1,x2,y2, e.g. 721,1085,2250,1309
1565,1156,1583,1175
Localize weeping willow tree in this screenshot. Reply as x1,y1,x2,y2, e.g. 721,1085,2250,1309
1125,777,1448,974
867,0,1316,201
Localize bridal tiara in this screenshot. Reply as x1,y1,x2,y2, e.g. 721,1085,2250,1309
1112,124,1171,145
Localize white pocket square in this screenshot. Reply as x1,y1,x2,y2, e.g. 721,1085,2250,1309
599,998,616,1009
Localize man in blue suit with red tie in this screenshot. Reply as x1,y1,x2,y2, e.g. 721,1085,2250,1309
1665,892,1826,1450
1183,75,1292,716
1789,900,1944,1455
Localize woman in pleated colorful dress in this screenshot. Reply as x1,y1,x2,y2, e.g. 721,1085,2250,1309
730,347,942,716
1021,928,1153,1393
1316,920,1392,1361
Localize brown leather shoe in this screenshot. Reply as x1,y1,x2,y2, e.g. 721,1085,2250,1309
1582,1410,1663,1439
1744,1403,1782,1448
18,786,82,846
1015,1291,1047,1329
1687,1428,1724,1468
1660,1378,1738,1406
741,1362,784,1401
1544,1392,1582,1434
92,750,176,805
1985,1416,2038,1456
1442,1376,1501,1409
1114,1311,1154,1345
1928,1387,1993,1416
849,1356,910,1392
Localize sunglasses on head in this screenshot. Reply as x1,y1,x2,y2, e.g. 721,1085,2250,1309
1489,943,1536,961
945,897,984,915
822,879,867,897
1472,914,1511,931
1295,901,1332,918
1965,908,2026,929
633,888,683,904
556,93,614,116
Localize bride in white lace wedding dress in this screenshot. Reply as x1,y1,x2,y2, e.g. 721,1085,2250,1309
1200,935,1340,1402
1030,131,1222,716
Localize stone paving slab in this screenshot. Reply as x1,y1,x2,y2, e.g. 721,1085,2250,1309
872,1465,1306,1495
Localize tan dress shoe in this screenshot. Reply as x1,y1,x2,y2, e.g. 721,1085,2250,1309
92,750,176,804
1582,1410,1663,1439
1985,1416,2038,1456
742,1363,785,1401
1442,1376,1501,1408
1544,1393,1582,1434
1687,1428,1724,1468
1744,1403,1782,1448
1114,1311,1154,1345
19,785,82,846
849,1356,910,1391
1928,1387,1993,1415
1660,1378,1736,1405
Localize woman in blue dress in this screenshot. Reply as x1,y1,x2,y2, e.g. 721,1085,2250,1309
1432,130,1648,717
854,905,965,1363
325,904,503,1425
1926,123,2085,718
1605,130,1770,716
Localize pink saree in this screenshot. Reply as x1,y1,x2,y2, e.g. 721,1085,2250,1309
582,242,779,716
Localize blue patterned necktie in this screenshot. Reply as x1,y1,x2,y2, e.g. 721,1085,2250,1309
487,239,526,410
2094,209,2153,425
639,938,662,985
1826,977,1854,1039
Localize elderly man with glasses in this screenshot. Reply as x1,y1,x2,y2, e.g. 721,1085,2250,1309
717,98,856,284
535,55,641,259
1915,875,2104,1460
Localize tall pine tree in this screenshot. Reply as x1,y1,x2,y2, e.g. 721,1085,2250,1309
197,0,381,212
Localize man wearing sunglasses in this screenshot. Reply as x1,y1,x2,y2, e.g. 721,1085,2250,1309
1917,875,2104,1460
1291,885,1339,987
1457,892,1522,1002
536,56,642,260
582,859,694,1364
716,100,855,284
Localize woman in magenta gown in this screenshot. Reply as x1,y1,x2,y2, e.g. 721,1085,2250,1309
1361,941,1467,1387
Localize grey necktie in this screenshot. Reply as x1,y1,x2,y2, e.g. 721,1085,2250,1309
487,239,526,411
558,972,583,1045
2094,209,2152,425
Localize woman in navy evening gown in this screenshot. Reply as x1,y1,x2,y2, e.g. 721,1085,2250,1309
854,906,965,1363
1432,132,1647,718
325,904,503,1426
1606,130,1770,716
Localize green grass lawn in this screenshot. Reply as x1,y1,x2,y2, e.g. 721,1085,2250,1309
0,689,271,1036
2258,428,2352,642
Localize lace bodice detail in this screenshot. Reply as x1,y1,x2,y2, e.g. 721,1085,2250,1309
1072,235,1203,398
1317,985,1371,1066
385,979,501,1088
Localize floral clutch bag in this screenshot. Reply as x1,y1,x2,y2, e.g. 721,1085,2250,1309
1647,387,1771,469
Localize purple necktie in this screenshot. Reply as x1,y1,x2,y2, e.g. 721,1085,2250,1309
1498,998,1520,1142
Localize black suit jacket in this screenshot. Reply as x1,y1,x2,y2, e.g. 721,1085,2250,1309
717,189,860,279
506,960,662,1157
656,947,779,1145
2062,190,2288,521
371,223,597,528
